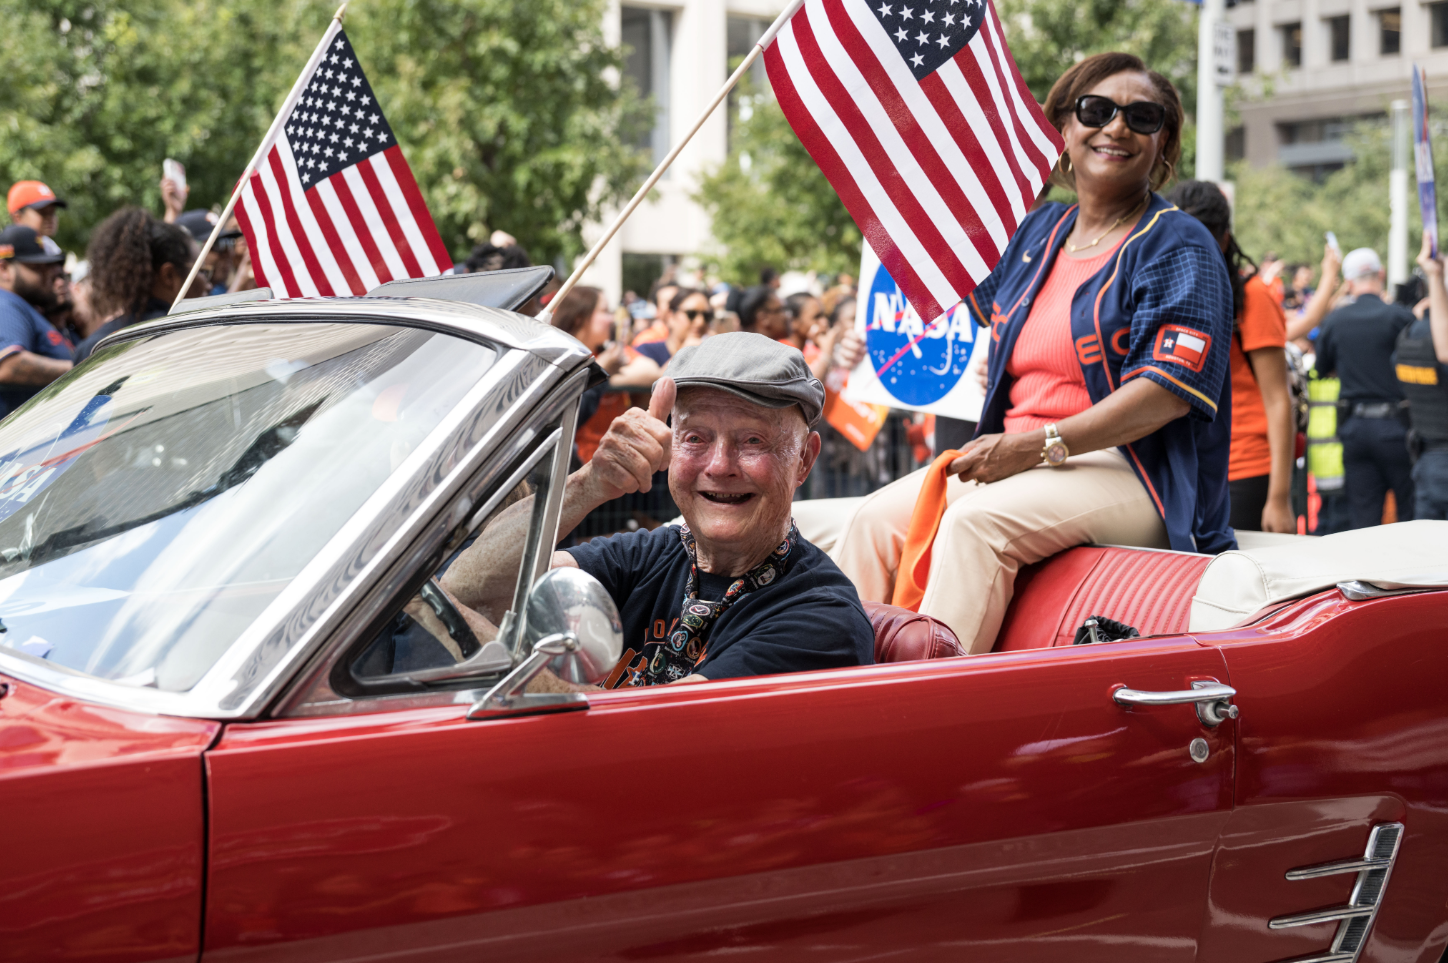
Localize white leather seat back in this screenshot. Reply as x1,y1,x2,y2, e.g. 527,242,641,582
1189,520,1448,632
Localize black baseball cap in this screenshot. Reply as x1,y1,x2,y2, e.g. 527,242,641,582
176,210,242,246
0,225,65,265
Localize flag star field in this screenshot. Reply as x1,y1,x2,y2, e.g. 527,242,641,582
870,0,986,80
284,32,396,187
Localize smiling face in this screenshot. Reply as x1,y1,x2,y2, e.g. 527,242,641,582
669,292,711,345
1061,71,1164,199
669,386,820,574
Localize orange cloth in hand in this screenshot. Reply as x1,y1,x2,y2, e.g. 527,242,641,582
891,448,963,612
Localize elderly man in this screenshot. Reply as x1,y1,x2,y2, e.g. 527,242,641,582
443,332,875,686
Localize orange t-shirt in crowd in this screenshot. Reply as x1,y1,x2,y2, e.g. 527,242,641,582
1002,245,1116,434
632,321,667,346
1228,275,1288,481
575,346,644,463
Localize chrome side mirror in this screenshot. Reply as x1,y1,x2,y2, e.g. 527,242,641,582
468,567,623,718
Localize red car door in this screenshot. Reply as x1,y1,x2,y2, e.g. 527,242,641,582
1197,589,1448,963
203,636,1234,962
0,676,219,963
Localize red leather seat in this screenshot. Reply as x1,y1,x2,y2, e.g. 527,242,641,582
864,601,965,662
993,546,1211,652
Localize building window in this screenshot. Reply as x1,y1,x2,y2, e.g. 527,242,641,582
1238,28,1256,74
621,6,673,167
1282,22,1303,67
1226,126,1246,162
1380,8,1401,54
1432,1,1448,46
1327,15,1351,61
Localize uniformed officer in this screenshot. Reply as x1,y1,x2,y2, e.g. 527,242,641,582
1407,232,1448,519
1313,247,1415,528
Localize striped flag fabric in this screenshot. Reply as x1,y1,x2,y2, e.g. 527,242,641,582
764,0,1062,323
234,22,451,298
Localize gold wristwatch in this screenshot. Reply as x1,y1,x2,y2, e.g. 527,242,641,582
1042,423,1069,467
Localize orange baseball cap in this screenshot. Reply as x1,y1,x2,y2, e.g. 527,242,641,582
7,181,67,217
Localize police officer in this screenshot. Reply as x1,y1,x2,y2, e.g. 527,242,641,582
1406,232,1448,518
1313,247,1415,528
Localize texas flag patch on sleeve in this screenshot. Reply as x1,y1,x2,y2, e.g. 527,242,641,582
1152,325,1212,373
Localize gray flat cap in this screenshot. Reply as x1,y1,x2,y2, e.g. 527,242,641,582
667,332,826,427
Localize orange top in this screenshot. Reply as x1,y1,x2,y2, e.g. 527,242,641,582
575,346,644,463
1002,246,1115,434
632,321,668,346
1228,275,1288,481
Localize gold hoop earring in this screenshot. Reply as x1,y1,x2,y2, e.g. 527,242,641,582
1059,151,1073,175
1153,157,1175,188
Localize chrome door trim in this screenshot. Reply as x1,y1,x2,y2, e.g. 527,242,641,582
0,330,585,720
100,296,589,367
1268,822,1404,963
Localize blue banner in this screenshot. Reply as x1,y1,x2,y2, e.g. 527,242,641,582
1413,65,1438,259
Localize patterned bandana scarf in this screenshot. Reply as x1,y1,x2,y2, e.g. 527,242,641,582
635,521,798,686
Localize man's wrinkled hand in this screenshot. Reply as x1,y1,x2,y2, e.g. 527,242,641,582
584,377,675,502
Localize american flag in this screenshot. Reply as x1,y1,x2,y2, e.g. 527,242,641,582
764,0,1062,323
234,23,451,298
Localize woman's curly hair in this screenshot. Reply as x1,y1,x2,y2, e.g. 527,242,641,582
86,207,195,319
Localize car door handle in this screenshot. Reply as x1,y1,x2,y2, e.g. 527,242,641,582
1113,681,1239,727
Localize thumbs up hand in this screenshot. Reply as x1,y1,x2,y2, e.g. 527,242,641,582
581,378,675,505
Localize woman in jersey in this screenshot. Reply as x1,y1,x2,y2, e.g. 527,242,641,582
810,52,1235,654
1168,180,1297,533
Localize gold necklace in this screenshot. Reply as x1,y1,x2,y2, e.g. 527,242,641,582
1067,196,1149,254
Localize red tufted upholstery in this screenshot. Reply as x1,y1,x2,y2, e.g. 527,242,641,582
993,546,1211,652
864,601,966,662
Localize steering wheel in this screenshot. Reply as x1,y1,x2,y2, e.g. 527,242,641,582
418,579,481,658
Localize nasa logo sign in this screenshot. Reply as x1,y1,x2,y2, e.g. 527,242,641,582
865,262,975,406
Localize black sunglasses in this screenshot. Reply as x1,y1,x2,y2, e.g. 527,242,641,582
1074,95,1166,135
680,309,709,321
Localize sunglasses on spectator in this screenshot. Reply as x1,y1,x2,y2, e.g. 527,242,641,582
1073,95,1166,135
680,309,709,321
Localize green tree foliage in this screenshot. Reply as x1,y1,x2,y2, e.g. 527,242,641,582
696,0,1199,285
0,0,648,264
693,88,863,286
1231,118,1448,273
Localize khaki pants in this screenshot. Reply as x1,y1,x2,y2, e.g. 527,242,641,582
793,449,1167,653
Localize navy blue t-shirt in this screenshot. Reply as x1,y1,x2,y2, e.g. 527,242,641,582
0,288,73,417
568,525,875,685
634,340,672,367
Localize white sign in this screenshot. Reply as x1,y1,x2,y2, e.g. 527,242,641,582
842,241,989,421
1213,22,1235,86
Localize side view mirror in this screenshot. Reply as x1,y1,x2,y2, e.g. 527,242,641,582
468,567,623,718
523,566,625,683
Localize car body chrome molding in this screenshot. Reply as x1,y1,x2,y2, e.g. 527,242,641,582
0,301,593,721
1267,822,1404,963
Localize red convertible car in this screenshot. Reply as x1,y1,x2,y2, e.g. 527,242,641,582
4,268,1448,963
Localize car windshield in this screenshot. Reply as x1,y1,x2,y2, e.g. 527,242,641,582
0,321,494,692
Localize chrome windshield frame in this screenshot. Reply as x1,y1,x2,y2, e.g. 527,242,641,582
0,298,592,720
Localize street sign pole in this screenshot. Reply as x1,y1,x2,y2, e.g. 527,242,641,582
1196,0,1231,183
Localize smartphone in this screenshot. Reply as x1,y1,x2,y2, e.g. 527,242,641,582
1325,231,1342,258
163,158,187,194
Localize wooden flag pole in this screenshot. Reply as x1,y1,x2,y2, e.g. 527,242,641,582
538,0,804,323
171,2,352,310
